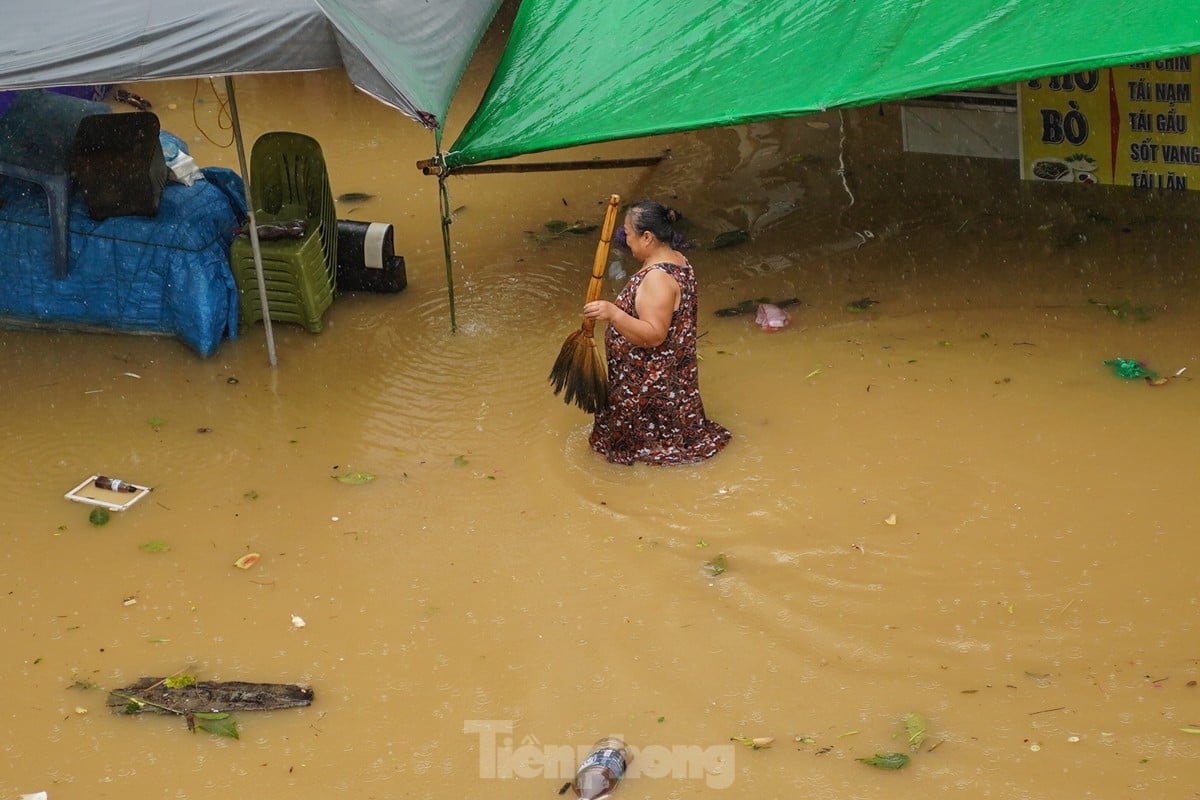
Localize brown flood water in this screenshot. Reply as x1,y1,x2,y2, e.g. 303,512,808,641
4,17,1200,800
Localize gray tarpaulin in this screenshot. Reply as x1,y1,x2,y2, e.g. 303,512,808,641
0,0,503,129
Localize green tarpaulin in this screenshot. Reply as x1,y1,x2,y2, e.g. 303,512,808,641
444,0,1200,169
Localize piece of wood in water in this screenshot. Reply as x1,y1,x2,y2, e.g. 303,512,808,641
108,677,314,714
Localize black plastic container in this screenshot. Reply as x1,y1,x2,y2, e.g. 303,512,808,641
335,219,407,293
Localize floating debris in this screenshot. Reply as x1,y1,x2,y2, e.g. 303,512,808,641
715,297,799,317
1103,358,1156,380
712,229,749,249
233,553,261,570
731,736,774,749
704,553,728,577
336,192,376,203
857,752,910,769
846,297,880,312
1088,297,1154,322
107,676,313,714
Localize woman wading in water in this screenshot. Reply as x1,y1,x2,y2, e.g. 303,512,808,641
582,200,730,465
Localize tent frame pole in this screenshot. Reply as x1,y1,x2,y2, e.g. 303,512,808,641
225,76,278,367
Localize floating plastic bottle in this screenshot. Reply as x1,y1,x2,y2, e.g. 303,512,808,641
94,476,136,493
573,737,630,800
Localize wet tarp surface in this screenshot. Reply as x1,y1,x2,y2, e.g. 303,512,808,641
0,0,503,128
446,0,1200,168
0,166,244,357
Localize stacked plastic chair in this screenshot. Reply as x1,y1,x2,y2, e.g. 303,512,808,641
230,131,337,333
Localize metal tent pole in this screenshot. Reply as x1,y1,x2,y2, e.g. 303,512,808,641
225,76,278,367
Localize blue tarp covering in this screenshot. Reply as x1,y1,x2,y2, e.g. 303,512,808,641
0,167,244,356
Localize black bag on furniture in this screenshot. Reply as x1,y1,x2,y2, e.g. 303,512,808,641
72,112,170,220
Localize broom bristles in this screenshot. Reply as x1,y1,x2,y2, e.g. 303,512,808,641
548,328,608,413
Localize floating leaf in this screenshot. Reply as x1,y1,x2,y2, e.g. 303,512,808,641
453,455,468,467
846,297,879,312
89,507,110,526
704,553,728,576
148,416,166,429
857,752,910,769
731,736,775,749
233,552,261,570
164,675,197,689
193,711,240,739
903,713,928,750
884,513,897,526
544,219,569,233
335,471,375,485
138,540,170,553
1181,727,1200,734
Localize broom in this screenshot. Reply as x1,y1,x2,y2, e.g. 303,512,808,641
548,193,621,413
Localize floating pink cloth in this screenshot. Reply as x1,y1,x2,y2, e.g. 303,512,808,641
755,303,791,331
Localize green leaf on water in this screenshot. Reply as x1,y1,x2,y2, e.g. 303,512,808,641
704,553,728,576
164,675,197,689
335,471,376,485
453,455,468,467
138,540,170,554
148,416,166,429
89,507,110,526
903,712,928,750
857,752,910,769
544,219,569,233
194,712,240,739
730,735,774,749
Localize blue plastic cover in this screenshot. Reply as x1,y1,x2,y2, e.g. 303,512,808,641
0,169,244,357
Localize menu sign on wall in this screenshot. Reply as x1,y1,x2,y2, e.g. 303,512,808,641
1019,55,1196,190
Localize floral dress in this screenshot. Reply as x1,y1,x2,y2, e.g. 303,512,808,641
589,261,731,465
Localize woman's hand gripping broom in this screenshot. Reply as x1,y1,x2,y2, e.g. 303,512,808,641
548,194,621,413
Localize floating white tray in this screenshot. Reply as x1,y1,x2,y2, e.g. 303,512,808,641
64,475,151,511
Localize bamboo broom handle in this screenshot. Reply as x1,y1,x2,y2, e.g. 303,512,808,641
581,194,622,336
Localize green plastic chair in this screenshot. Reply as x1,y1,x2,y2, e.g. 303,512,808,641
230,131,338,333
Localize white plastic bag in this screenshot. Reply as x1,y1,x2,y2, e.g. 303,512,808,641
166,152,204,186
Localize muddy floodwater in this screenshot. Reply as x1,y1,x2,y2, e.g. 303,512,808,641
4,17,1200,800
